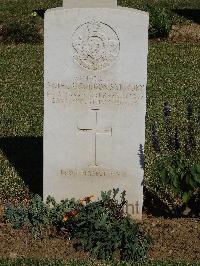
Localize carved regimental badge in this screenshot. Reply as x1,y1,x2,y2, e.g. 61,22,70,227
72,20,120,71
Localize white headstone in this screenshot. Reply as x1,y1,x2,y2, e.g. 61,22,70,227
44,4,149,219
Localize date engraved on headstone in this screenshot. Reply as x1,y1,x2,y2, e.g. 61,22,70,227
72,20,120,70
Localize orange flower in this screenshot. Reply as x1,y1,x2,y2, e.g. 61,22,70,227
80,199,85,205
84,195,95,201
80,195,95,205
63,215,69,222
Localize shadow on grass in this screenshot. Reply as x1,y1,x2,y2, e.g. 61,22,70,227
143,186,177,218
0,137,43,197
173,9,200,24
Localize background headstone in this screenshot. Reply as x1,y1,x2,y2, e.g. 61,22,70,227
44,5,148,219
63,0,117,8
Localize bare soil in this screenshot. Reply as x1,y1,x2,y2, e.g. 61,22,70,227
169,23,200,42
141,215,200,262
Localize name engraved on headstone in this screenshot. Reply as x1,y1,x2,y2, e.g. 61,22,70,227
46,76,144,106
60,168,127,177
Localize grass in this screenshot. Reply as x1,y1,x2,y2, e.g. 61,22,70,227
0,44,43,201
0,259,200,266
0,0,62,23
0,44,43,137
119,0,200,9
0,0,62,43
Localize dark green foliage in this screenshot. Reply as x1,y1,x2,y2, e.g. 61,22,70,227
46,195,80,227
5,194,80,237
5,190,150,262
5,203,29,229
28,195,51,226
152,101,200,209
5,21,42,43
28,194,52,237
63,189,150,262
5,195,49,235
155,152,200,203
145,5,172,38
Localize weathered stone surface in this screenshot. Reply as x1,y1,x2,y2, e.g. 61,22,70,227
44,6,148,219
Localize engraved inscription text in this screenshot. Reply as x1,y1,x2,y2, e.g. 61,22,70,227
60,168,126,177
46,76,145,106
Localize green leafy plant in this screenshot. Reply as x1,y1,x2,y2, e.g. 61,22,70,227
5,203,29,229
5,189,151,262
63,189,150,262
27,194,52,237
152,101,200,212
5,195,77,238
155,151,200,204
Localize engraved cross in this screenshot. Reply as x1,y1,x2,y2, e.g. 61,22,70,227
77,109,112,167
